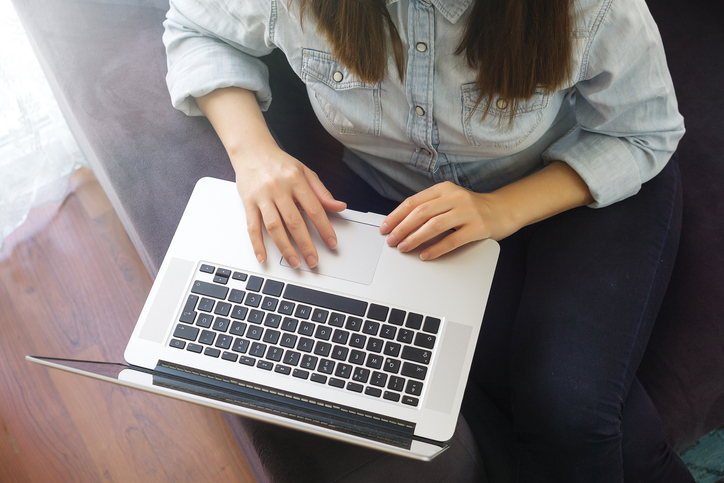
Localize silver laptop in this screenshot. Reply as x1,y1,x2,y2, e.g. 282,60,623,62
28,177,499,460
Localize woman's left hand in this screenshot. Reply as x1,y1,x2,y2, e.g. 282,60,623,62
379,181,519,260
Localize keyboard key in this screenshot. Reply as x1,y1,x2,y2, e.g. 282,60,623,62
328,312,346,327
388,376,405,391
314,341,332,357
366,338,383,353
278,300,295,316
191,280,228,300
249,342,267,357
310,373,327,384
262,279,284,297
405,380,424,396
365,354,383,369
370,371,388,387
257,360,273,371
311,308,329,323
280,333,297,348
215,334,233,349
231,305,248,320
349,350,366,365
352,367,370,383
384,358,402,374
212,317,230,332
213,274,229,285
198,297,215,312
245,293,262,308
297,337,315,353
401,346,431,365
315,325,332,341
332,329,350,345
229,321,247,336
199,330,215,345
293,369,309,379
300,355,318,370
365,387,382,397
402,396,419,407
383,341,401,357
380,325,397,340
367,304,389,322
383,391,401,402
216,268,231,278
232,271,247,281
318,359,335,374
298,321,315,336
349,334,367,348
331,345,349,361
246,326,263,340
294,304,312,319
263,329,281,344
281,317,299,332
204,347,221,358
179,309,196,324
232,338,249,353
196,313,213,328
397,329,414,344
363,320,380,336
173,324,199,341
229,289,245,304
187,343,203,353
283,350,301,366
222,351,238,362
283,284,367,317
414,332,436,349
345,317,363,332
169,338,186,349
261,296,279,312
329,378,345,388
264,313,282,328
334,363,352,379
388,308,406,326
266,347,284,362
401,362,428,381
275,364,291,375
200,264,215,273
405,313,423,330
346,382,364,393
248,309,265,324
247,276,264,292
239,356,255,366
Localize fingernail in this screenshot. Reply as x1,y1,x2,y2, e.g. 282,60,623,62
327,237,337,249
289,256,300,268
256,254,264,263
386,234,397,246
398,242,408,252
380,222,389,234
420,251,430,260
306,255,317,267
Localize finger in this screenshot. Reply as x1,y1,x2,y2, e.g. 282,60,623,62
305,169,347,212
276,198,320,268
258,202,302,268
244,206,267,264
380,186,444,238
298,173,342,249
387,196,455,248
419,226,477,261
396,211,458,253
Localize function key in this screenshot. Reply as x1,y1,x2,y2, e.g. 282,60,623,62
405,313,423,330
187,343,203,353
423,317,441,334
232,271,247,281
367,304,389,322
389,309,406,326
200,264,215,273
401,396,419,407
247,276,264,292
262,279,284,297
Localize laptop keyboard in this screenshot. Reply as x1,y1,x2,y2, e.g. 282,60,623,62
168,263,442,408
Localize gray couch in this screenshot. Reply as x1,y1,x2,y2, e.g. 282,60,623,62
14,0,723,481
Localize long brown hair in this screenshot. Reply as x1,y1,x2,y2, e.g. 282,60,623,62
299,0,572,120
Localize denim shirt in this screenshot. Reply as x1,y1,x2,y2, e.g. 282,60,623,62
163,0,684,207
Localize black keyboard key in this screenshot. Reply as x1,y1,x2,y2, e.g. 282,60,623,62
389,308,406,326
232,271,247,281
328,312,346,327
215,334,233,349
298,321,315,336
275,365,291,375
402,396,419,407
248,309,265,324
250,342,267,357
380,325,397,340
405,380,424,396
232,338,249,353
314,341,332,357
293,369,309,379
366,338,383,353
179,310,196,324
191,280,228,300
294,304,312,319
231,305,248,320
280,333,297,348
281,317,299,332
405,312,423,330
204,347,221,358
346,382,364,393
247,276,264,292
315,325,332,341
297,337,315,353
365,387,382,398
365,354,383,369
229,321,247,336
401,362,428,381
263,329,281,345
216,268,231,278
311,308,329,323
329,378,345,388
212,317,230,332
266,347,284,362
199,330,216,345
300,355,318,370
200,264,215,273
370,371,388,387
334,363,353,379
222,351,238,362
349,334,367,349
383,341,401,357
352,367,370,383
261,297,278,312
345,316,363,332
257,360,273,371
332,329,350,345
310,373,327,384
246,326,263,340
198,297,214,313
284,284,368,317
187,343,203,353
349,350,366,365
196,313,213,328
331,345,349,361
264,312,282,327
262,279,284,297
278,301,295,315
414,332,436,350
173,324,199,341
283,350,301,366
401,346,431,365
388,376,405,391
245,293,262,308
169,338,186,349
363,320,380,336
239,356,256,366
367,304,389,322
383,391,400,402
384,358,402,374
318,359,335,374
213,274,229,285
229,289,245,304
397,329,414,344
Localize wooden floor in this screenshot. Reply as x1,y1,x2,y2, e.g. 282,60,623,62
0,168,255,482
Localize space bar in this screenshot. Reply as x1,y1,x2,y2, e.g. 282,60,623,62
283,284,368,317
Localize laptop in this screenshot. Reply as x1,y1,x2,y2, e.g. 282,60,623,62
28,176,499,460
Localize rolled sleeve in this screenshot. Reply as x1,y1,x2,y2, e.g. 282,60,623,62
543,0,685,208
163,0,275,116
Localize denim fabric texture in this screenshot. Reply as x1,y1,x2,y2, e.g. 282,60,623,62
163,0,684,208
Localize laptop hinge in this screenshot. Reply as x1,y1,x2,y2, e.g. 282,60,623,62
153,361,436,450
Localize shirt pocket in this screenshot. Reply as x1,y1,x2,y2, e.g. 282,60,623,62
301,48,381,136
461,82,549,150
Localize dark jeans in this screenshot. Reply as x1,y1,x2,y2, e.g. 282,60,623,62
464,158,694,482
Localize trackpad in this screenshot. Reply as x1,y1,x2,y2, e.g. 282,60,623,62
280,213,384,285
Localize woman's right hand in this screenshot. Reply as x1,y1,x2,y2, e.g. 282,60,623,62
233,146,346,269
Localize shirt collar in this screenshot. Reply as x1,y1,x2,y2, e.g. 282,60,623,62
386,0,473,24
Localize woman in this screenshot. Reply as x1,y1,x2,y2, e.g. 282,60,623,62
163,0,693,480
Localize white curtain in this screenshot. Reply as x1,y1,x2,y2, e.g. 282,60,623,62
0,0,87,250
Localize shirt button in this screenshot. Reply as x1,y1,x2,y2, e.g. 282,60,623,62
421,148,431,156
333,71,344,82
415,42,428,52
415,106,425,116
496,98,509,110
